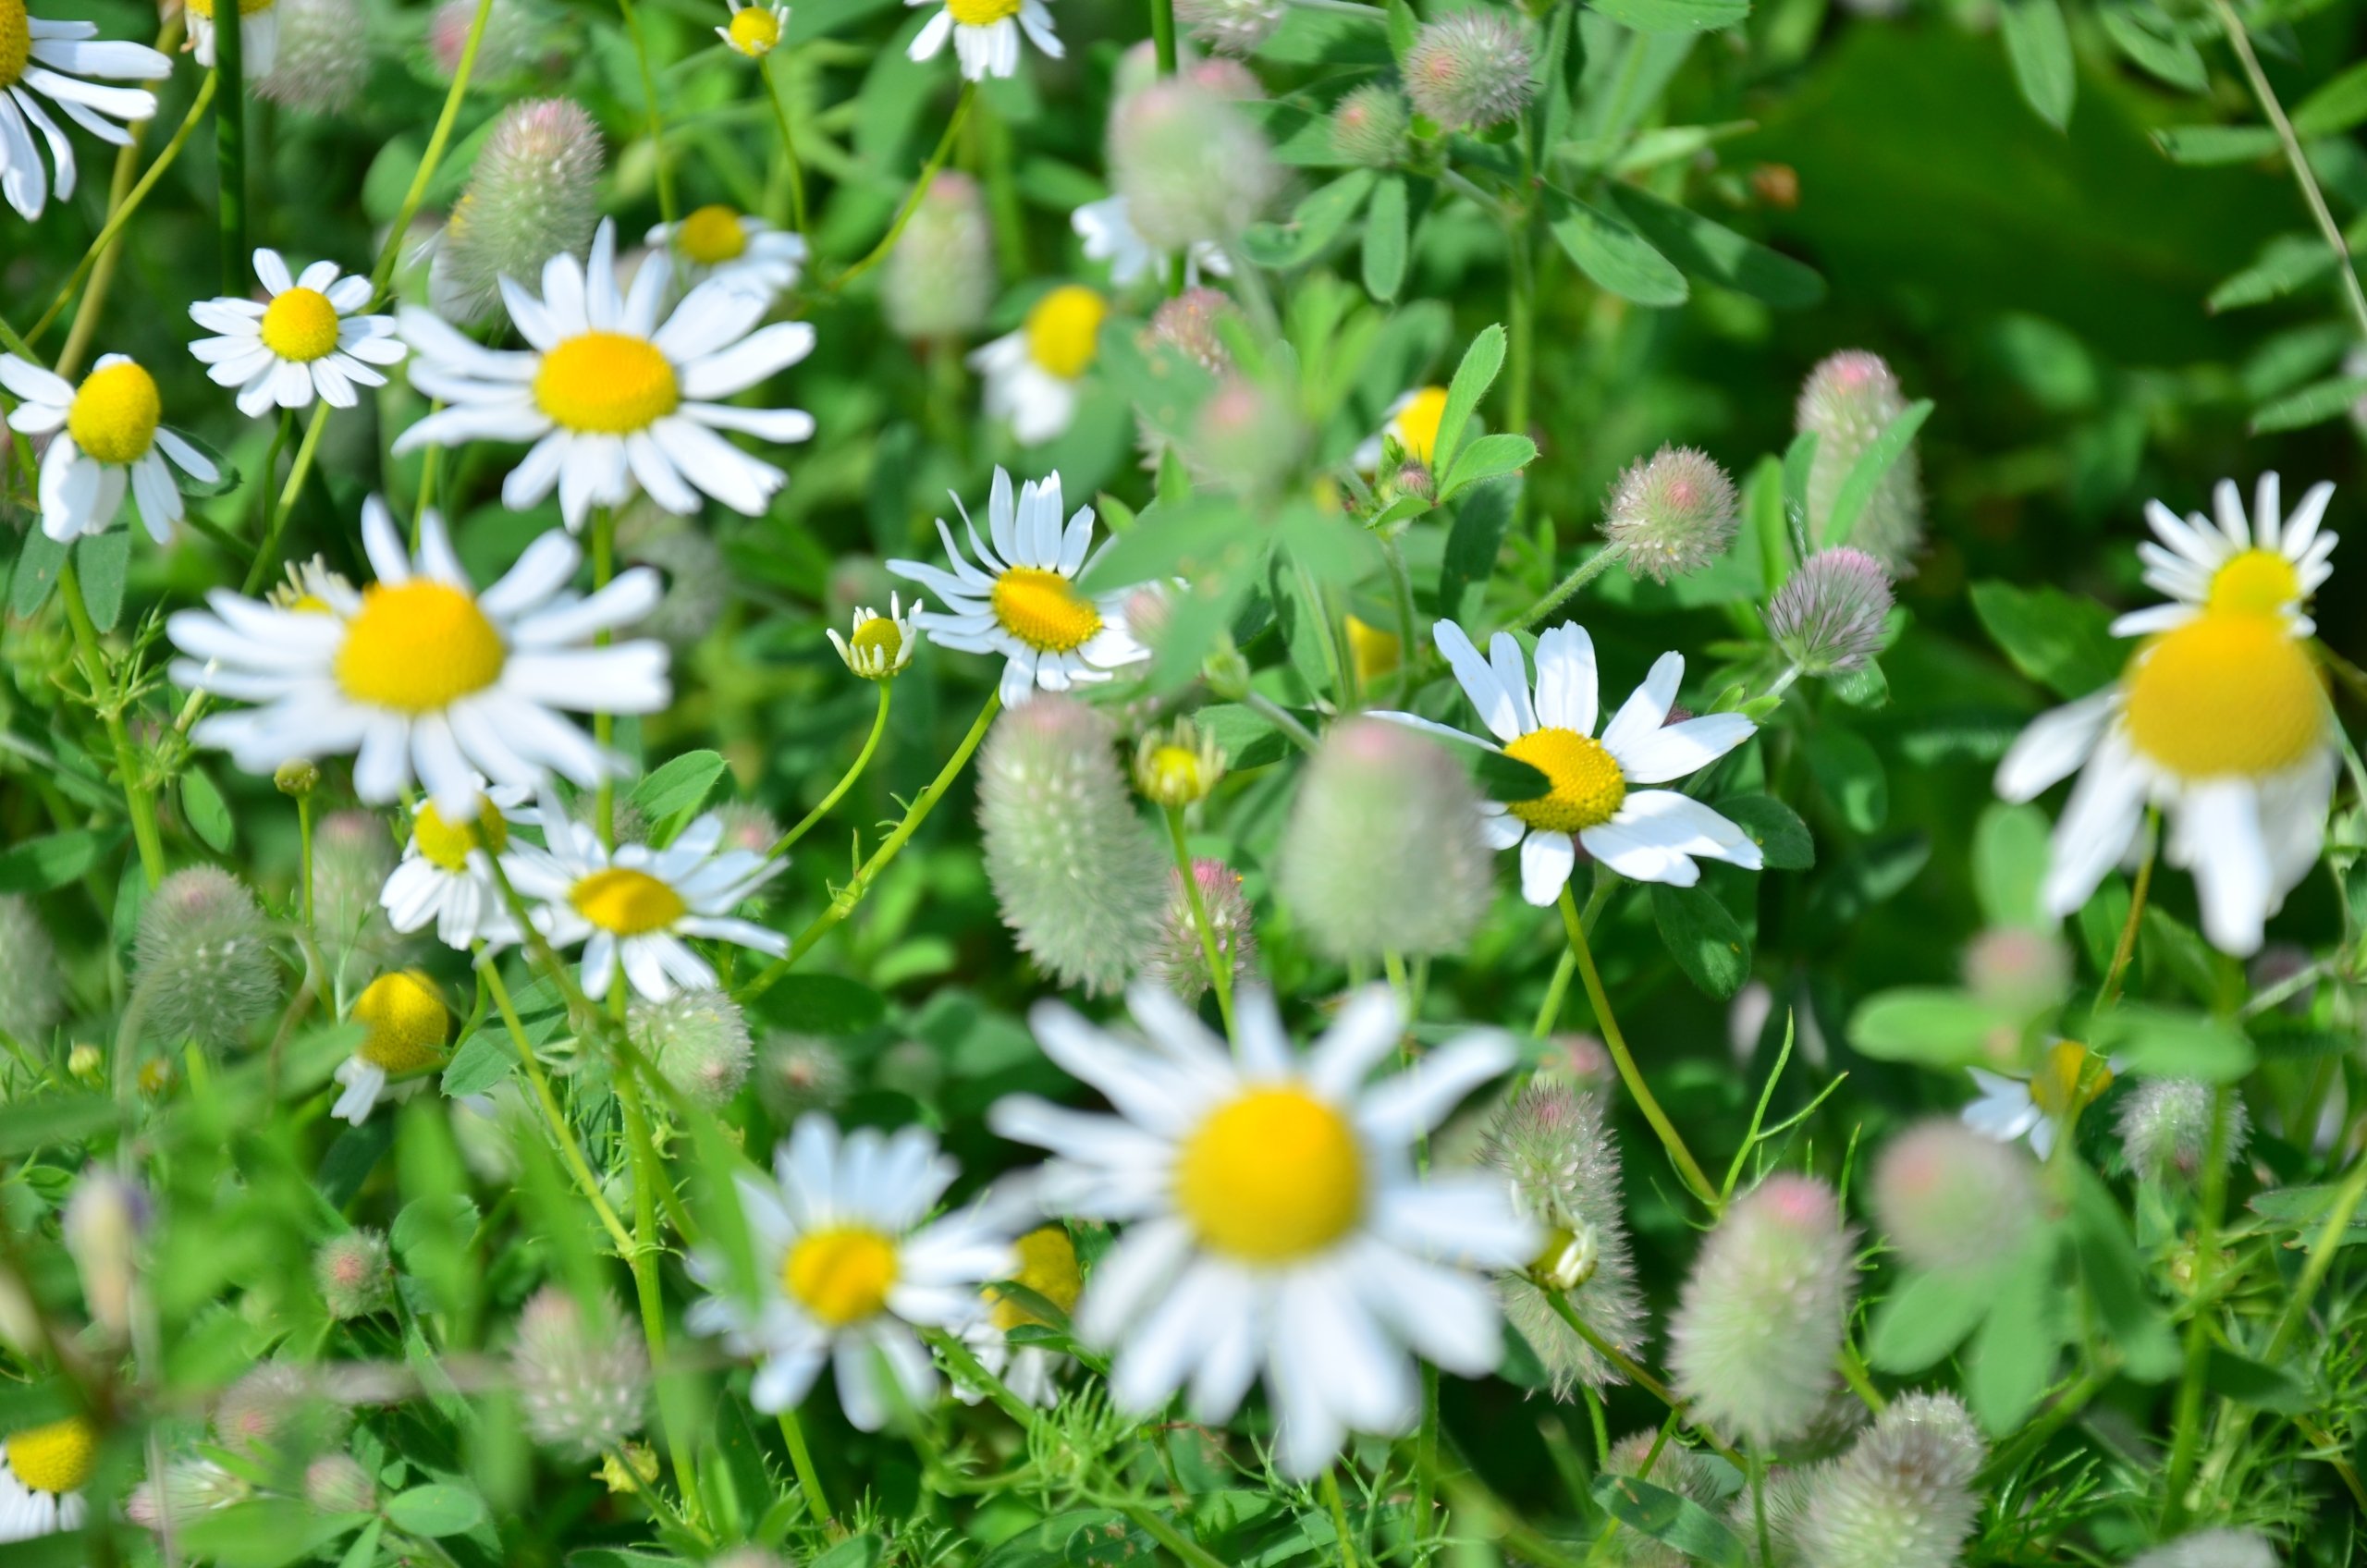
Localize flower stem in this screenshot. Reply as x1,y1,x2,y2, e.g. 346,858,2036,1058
2160,1084,2234,1532
776,1407,837,1532
1379,533,1419,707
1515,544,1625,632
1151,0,1178,71
1539,1289,1746,1470
1408,1362,1441,1557
238,402,329,595
297,790,315,928
215,0,247,292
475,949,636,1256
593,507,618,849
58,557,166,888
616,0,679,226
614,1067,703,1516
761,55,810,238
2094,810,2157,1014
831,83,977,290
1165,805,1235,1036
1318,1470,1359,1568
368,0,496,298
771,685,891,861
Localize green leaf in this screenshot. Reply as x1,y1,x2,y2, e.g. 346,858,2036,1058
1802,725,1886,832
2251,372,2367,434
808,1537,886,1568
2152,125,2281,165
1430,324,1506,487
1780,429,1819,549
1999,0,2076,129
1384,0,1418,60
178,1499,360,1567
0,1093,117,1156
1820,398,1932,548
1715,795,1814,870
1440,433,1539,500
1972,802,2052,929
1846,987,2025,1068
385,1483,487,1537
1970,580,2123,699
2067,1168,2179,1380
10,526,67,618
76,530,129,632
1474,750,1553,802
1591,1473,1745,1566
1967,1232,2061,1434
2205,1346,2310,1412
1363,173,1409,302
975,1510,1154,1568
1546,190,1690,307
2208,234,2333,312
1585,0,1748,32
441,1030,514,1097
181,765,236,852
1606,186,1823,308
748,974,888,1035
1868,1266,1994,1371
1650,882,1752,999
2096,2,2206,92
1241,169,1377,269
1437,479,1515,624
0,828,108,893
631,750,729,827
2293,57,2367,136
2089,1006,2255,1082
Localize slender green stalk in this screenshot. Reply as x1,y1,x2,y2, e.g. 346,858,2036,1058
58,557,166,888
776,1408,837,1531
2266,1148,2367,1360
297,790,315,928
236,407,297,592
476,949,636,1256
594,507,618,847
831,84,977,290
771,685,891,860
55,94,155,381
760,55,811,237
31,73,221,344
2094,812,2157,1014
1408,1362,1440,1560
1241,691,1320,753
369,0,497,297
1150,0,1178,73
214,0,247,291
1379,534,1420,706
1319,1470,1359,1568
1836,1341,1886,1414
238,402,329,594
1516,544,1625,632
1165,805,1235,1035
614,1068,702,1516
1506,219,1535,444
2160,1085,2234,1531
1539,1289,1746,1470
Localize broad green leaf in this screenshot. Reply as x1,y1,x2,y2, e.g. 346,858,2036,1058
1967,1232,2061,1433
1437,479,1515,624
631,749,729,827
1650,882,1752,999
2293,57,2367,136
1607,185,1824,308
2205,1347,2311,1412
1970,580,2123,698
2252,373,2367,434
1802,725,1886,832
76,530,129,631
1868,1266,1994,1371
1972,802,2052,929
178,1499,358,1568
1999,0,2076,129
1846,987,2024,1067
440,1030,514,1097
1430,324,1506,487
1240,169,1377,269
2097,2,2205,92
1546,190,1689,307
1585,0,1748,33
1474,750,1553,802
975,1510,1155,1568
0,1093,117,1156
2068,1167,2178,1380
1591,1473,1744,1565
2152,125,2280,165
11,526,67,618
2089,1006,2255,1082
0,828,109,893
182,765,237,852
2208,234,2333,312
1440,433,1539,499
385,1483,487,1537
1363,173,1409,301
1715,795,1814,870
1821,399,1932,548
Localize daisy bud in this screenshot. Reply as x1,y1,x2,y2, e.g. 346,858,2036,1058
1871,1119,2041,1275
1669,1174,1857,1448
619,504,731,654
1174,0,1285,55
314,1230,395,1320
303,1453,376,1515
313,808,398,949
255,0,372,116
1134,717,1227,808
67,1043,103,1084
1144,858,1258,1005
1109,78,1280,253
2118,1080,2249,1185
1404,9,1535,133
1796,350,1926,573
1795,1391,1984,1568
1603,445,1739,584
275,759,320,796
1331,84,1409,167
132,867,281,1052
432,97,606,326
978,697,1168,996
1484,1082,1644,1395
1276,717,1494,962
1767,546,1893,678
2129,1530,2280,1568
129,1459,248,1532
428,0,544,81
757,1033,851,1117
511,1286,649,1461
713,802,781,856
1146,287,1237,374
1960,925,2071,1014
215,1362,316,1453
885,171,995,342
1604,1432,1721,1568
627,988,753,1111
62,1169,146,1341
0,894,65,1046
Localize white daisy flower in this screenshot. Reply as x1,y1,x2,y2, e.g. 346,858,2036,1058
0,1415,95,1542
1376,619,1764,906
647,205,807,300
1351,384,1448,472
828,594,922,681
379,778,530,949
1962,1042,2119,1160
905,0,1061,80
166,496,670,818
685,1115,1016,1430
2113,472,2337,640
329,969,450,1125
185,0,280,77
188,249,408,417
885,467,1149,707
1071,195,1230,289
506,798,789,1001
394,218,816,533
989,984,1537,1478
1994,603,2337,956
0,352,219,543
955,1223,1084,1409
969,284,1105,445
717,0,789,55
0,3,169,223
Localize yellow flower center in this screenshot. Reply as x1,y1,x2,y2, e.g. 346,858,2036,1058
6,1416,98,1496
334,581,508,713
67,361,161,465
186,0,274,16
2204,546,2305,617
0,0,29,91
727,5,780,52
851,616,903,665
988,1225,1085,1330
1389,386,1451,465
1024,285,1107,380
2122,611,2324,780
783,1226,899,1326
1502,726,1627,833
353,970,448,1072
412,795,509,872
949,0,1022,25
1175,1085,1366,1263
259,286,343,362
2027,1040,2112,1120
570,866,688,936
990,566,1102,654
1147,744,1205,800
534,331,681,435
679,204,749,265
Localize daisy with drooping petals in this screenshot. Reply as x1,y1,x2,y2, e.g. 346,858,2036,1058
507,799,788,1001
330,969,450,1125
189,249,407,416
1352,385,1449,471
686,1115,1015,1429
648,205,807,300
990,985,1536,1477
1072,196,1229,288
717,0,789,55
185,0,279,76
395,218,816,532
0,2,169,223
2113,472,2338,640
886,467,1149,706
958,1224,1084,1408
828,594,922,681
379,779,529,949
0,1415,94,1541
969,284,1105,445
167,496,670,817
1376,619,1764,906
906,0,1060,80
1963,1041,2120,1160
0,352,219,542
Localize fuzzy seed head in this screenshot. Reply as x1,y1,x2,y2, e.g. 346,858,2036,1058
215,1362,317,1454
314,1230,395,1320
303,1453,376,1515
1109,78,1280,252
758,1033,852,1117
313,808,400,962
628,987,754,1111
2128,1530,2281,1568
1404,10,1534,132
1604,445,1739,584
1669,1174,1858,1448
1143,858,1259,1005
0,894,64,1046
255,0,372,115
428,0,546,82
1768,547,1894,676
1277,718,1494,962
1189,373,1305,494
512,1286,649,1460
129,1460,249,1531
1331,84,1409,166
133,867,281,1052
1871,1119,2041,1274
1796,1391,1985,1568
1730,1464,1818,1567
1146,287,1237,374
885,171,994,341
432,97,606,326
1172,0,1283,54
713,802,781,856
978,697,1168,996
1960,925,2072,1014
2117,1080,2249,1185
1604,1433,1721,1568
1797,350,1925,572
1484,1083,1644,1394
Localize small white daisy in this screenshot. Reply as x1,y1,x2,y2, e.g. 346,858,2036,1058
828,594,922,681
717,0,789,55
1377,619,1764,906
379,778,530,949
885,467,1149,707
969,284,1104,445
167,496,670,818
1962,1042,2120,1160
906,0,1061,80
0,352,219,542
0,1415,95,1542
990,984,1536,1477
185,0,280,77
1072,195,1230,289
507,798,788,1001
394,218,816,533
329,969,449,1125
686,1115,1016,1430
647,205,807,300
189,249,408,417
2112,472,2337,640
0,3,169,223
1352,385,1449,472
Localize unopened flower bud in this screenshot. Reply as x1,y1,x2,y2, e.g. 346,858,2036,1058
1485,1082,1641,1393
256,0,372,116
1669,1174,1856,1447
62,1169,146,1341
1871,1119,2041,1274
1604,445,1738,583
1134,717,1227,807
828,595,922,681
313,809,399,955
1174,0,1283,55
1109,79,1279,252
67,1043,103,1084
432,98,606,326
1404,10,1534,132
1146,287,1236,374
628,988,753,1111
1143,858,1258,1005
129,1459,248,1531
133,867,282,1051
885,172,994,342
314,1231,395,1320
1796,1392,1984,1568
304,1453,376,1515
713,802,781,856
1797,350,1926,572
0,895,65,1047
758,1034,851,1117
1331,84,1409,166
275,759,319,796
512,1286,649,1460
1768,546,1893,677
215,1362,315,1454
597,1442,660,1493
2118,1079,2249,1185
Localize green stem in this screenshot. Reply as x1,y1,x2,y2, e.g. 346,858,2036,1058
2266,1148,2367,1361
55,88,155,381
477,949,636,1256
1836,1341,1886,1413
1150,0,1178,73
215,0,246,291
1318,1471,1359,1568
58,558,165,888
776,1407,837,1531
1506,220,1535,444
1241,691,1320,753
1379,534,1420,707
1516,545,1625,632
760,55,810,237
1409,1362,1440,1559
771,685,891,860
831,84,977,291
1165,805,1235,1036
616,0,679,225
1539,1289,1746,1470
2094,811,2157,1014
236,407,296,591
594,507,617,848
297,790,315,928
2161,1084,2234,1531
615,1071,702,1515
369,0,497,297
238,403,329,595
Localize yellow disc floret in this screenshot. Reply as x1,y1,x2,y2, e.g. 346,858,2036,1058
1502,727,1627,834
1389,386,1451,465
1175,1085,1366,1263
679,204,749,265
988,1226,1085,1330
534,332,681,434
334,581,507,712
0,0,31,91
1023,286,1107,380
2027,1040,2111,1120
67,361,162,465
949,0,1022,25
990,566,1102,653
727,5,780,53
2205,547,2305,618
353,970,449,1072
412,795,509,873
259,287,343,362
2123,611,2324,780
783,1226,899,1326
852,616,904,667
570,867,689,936
5,1416,98,1496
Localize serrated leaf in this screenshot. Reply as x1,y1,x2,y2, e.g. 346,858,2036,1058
1650,882,1751,999
2293,57,2367,136
2000,0,2076,129
2252,372,2367,433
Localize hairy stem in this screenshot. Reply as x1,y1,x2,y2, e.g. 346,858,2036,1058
772,685,892,860
59,557,166,888
832,84,977,291
1165,805,1235,1036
